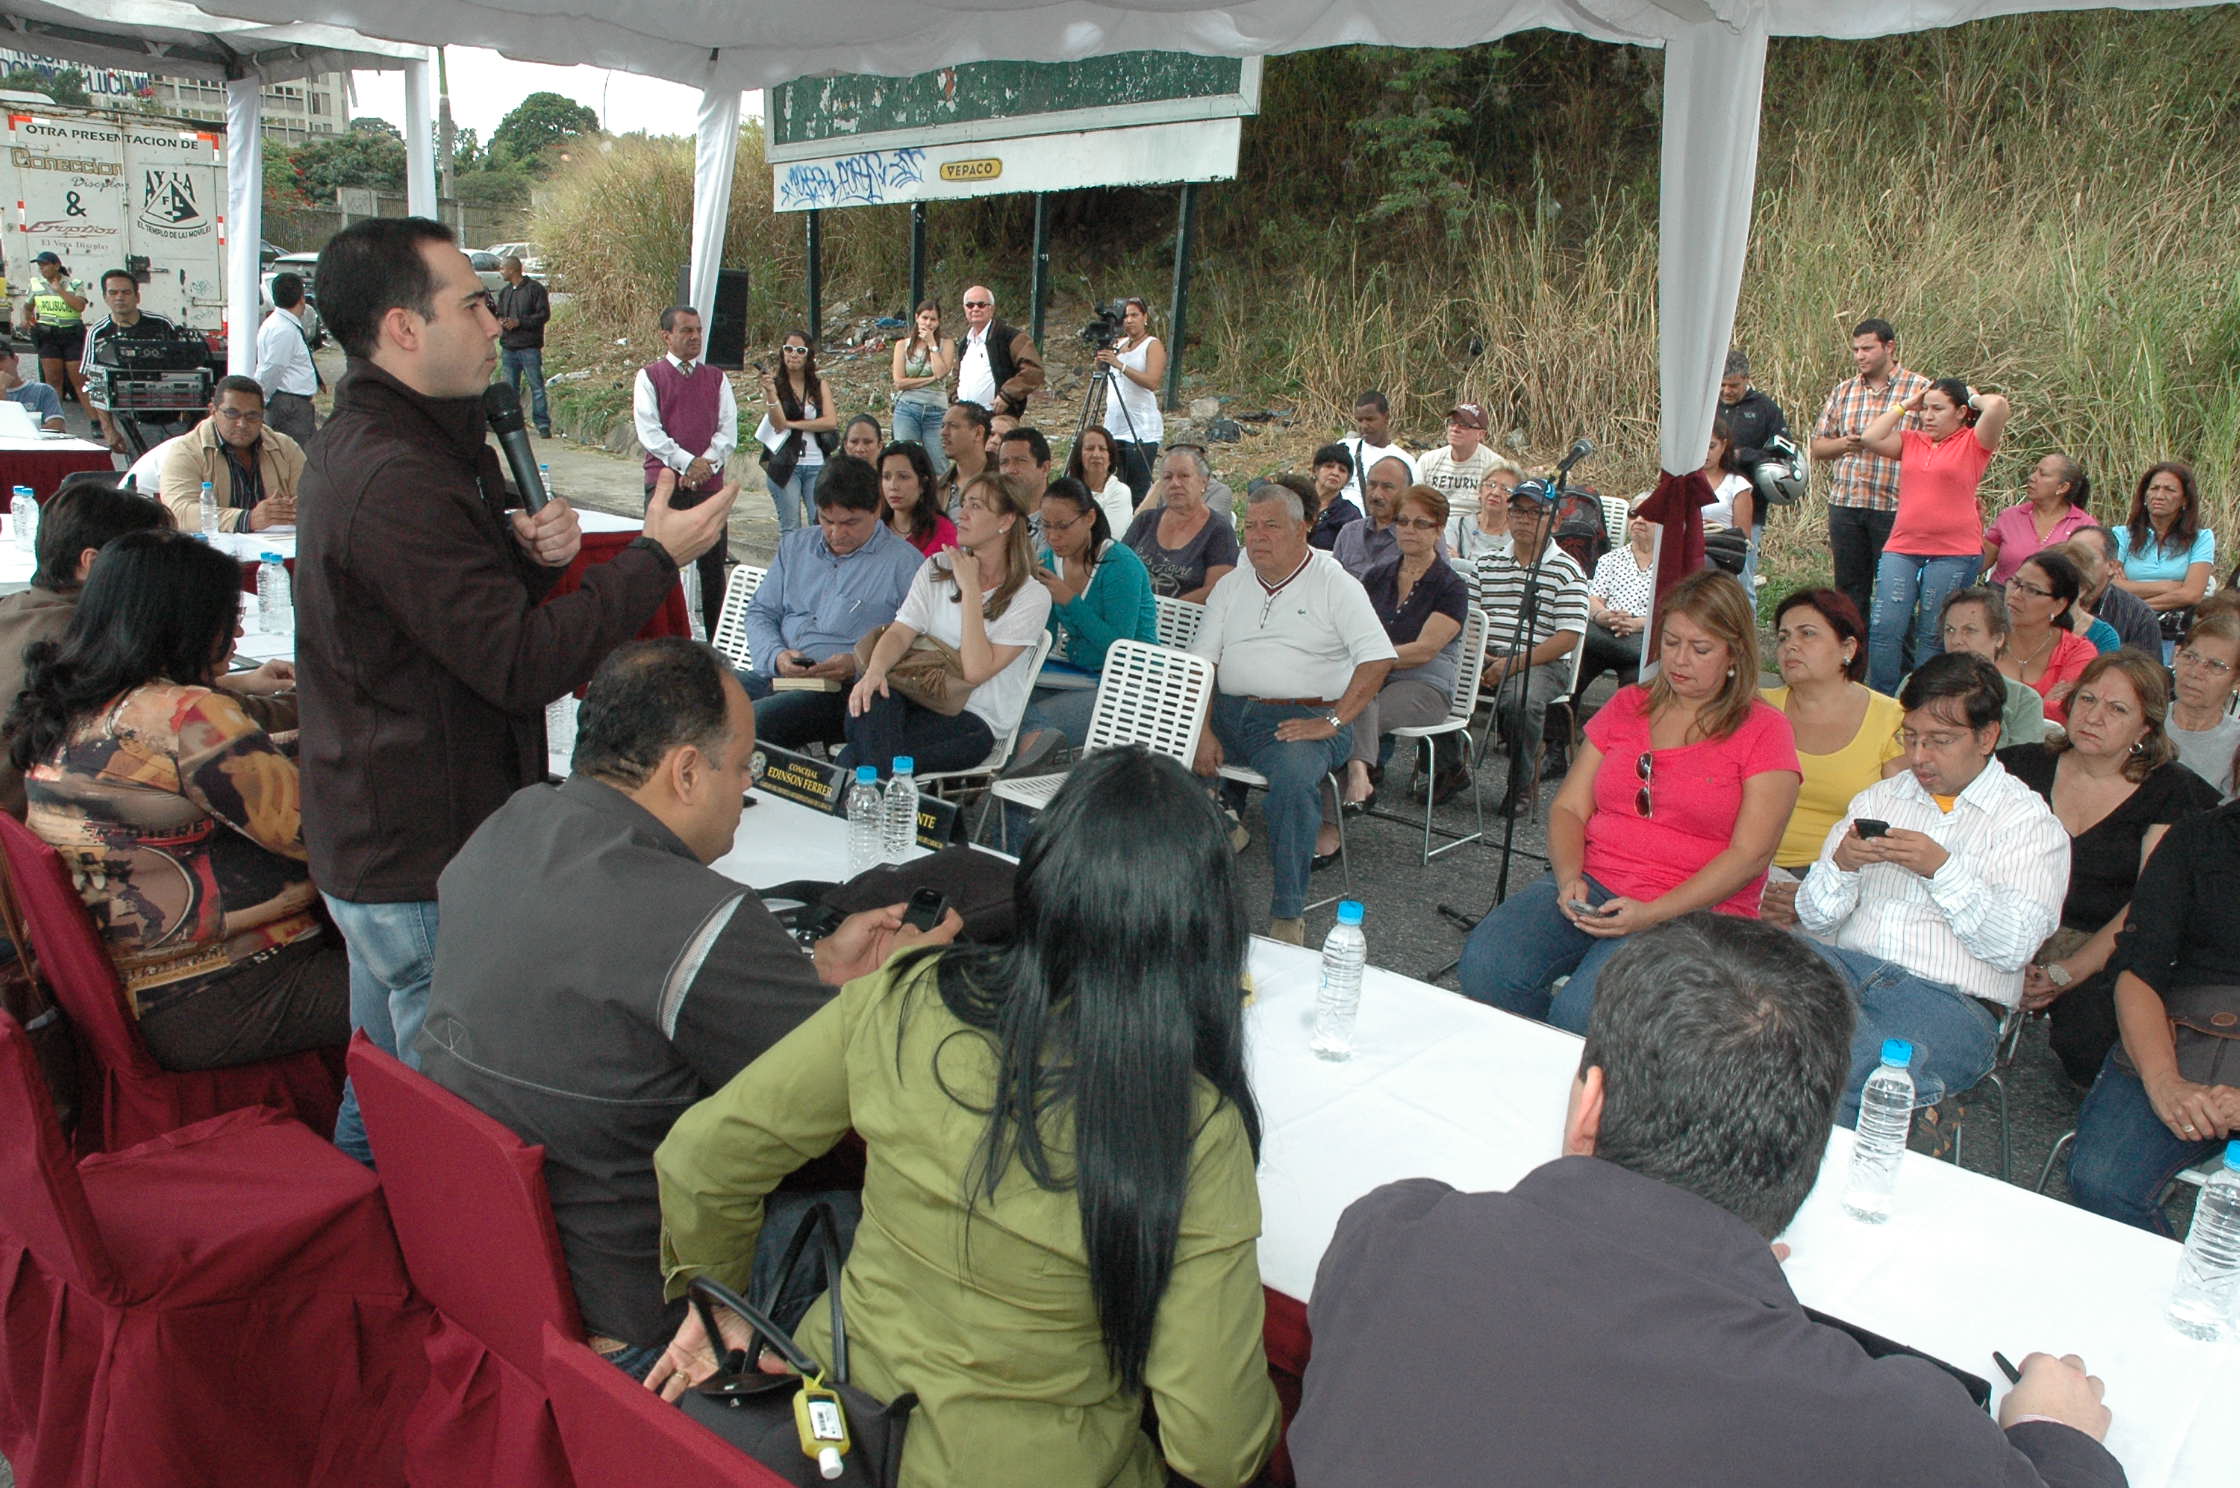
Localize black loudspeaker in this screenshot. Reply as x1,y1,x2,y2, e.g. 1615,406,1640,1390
675,265,751,370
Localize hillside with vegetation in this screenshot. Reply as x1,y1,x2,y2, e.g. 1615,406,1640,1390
533,10,2240,591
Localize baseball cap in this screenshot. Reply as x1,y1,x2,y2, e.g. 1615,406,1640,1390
1508,477,1559,506
32,251,60,265
1448,403,1488,430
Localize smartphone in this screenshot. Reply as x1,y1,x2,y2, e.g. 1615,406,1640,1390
1852,818,1890,840
1567,899,1616,917
903,887,948,933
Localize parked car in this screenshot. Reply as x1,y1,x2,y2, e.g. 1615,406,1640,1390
258,251,325,344
485,241,548,278
465,250,508,295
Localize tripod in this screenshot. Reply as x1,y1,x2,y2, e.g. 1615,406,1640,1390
1075,351,1152,496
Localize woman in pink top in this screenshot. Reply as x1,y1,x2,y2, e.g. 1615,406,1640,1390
1459,570,1799,1033
1982,453,2092,586
1860,378,2011,695
878,440,959,557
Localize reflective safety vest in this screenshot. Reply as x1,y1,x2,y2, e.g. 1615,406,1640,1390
29,277,84,328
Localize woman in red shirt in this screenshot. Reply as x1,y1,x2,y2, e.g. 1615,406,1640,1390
1459,570,1800,1032
2000,549,2097,724
1860,377,2011,695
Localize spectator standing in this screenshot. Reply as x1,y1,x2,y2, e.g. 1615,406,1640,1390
0,342,65,430
1337,390,1417,507
2167,612,2240,798
1935,586,2047,748
952,285,1044,431
298,217,733,1163
936,399,993,516
81,269,184,453
2111,461,2215,653
1475,478,1592,818
1576,494,1657,699
1415,403,1497,509
2002,650,2217,1088
1795,653,2068,1122
157,376,302,534
1810,318,1929,627
2067,799,2240,1234
1860,378,2010,694
888,299,953,475
650,749,1280,1488
22,251,89,410
877,440,957,557
2066,527,2160,654
493,255,552,435
633,304,738,635
1718,350,1789,601
1342,486,1470,812
1305,444,1362,550
1999,551,2097,725
1332,454,1411,579
1189,484,1393,945
1982,454,2091,585
1093,296,1166,500
1460,571,1797,1027
758,330,836,538
1123,447,1238,602
1443,456,1522,573
254,271,322,446
1297,914,2126,1488
1064,424,1135,535
739,457,922,753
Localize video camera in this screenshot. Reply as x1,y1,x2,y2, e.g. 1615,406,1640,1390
1078,304,1124,351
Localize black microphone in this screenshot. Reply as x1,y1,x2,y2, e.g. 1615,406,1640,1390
482,382,550,513
1556,437,1596,482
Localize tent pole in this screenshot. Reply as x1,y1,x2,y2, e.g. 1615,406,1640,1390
908,202,926,312
687,86,741,327
1163,182,1198,411
806,209,823,345
402,53,437,217
1028,192,1049,347
222,77,264,378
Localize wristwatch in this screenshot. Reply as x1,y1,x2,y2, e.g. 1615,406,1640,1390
1323,712,1344,731
2043,962,2073,989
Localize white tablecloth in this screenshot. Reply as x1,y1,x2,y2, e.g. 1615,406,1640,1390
0,431,106,455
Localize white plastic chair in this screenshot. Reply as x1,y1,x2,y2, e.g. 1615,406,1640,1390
1601,491,1630,552
1153,594,1204,650
988,640,1215,828
707,564,766,671
1374,606,1489,863
915,631,1055,802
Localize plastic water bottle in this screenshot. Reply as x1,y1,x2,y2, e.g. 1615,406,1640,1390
198,479,219,538
2167,1142,2240,1341
1843,1039,1917,1222
1310,901,1369,1060
545,694,578,765
882,755,919,862
846,765,883,878
11,488,35,553
255,554,292,636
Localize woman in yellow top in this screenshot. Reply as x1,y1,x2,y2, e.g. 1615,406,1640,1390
1759,588,1905,925
650,747,1279,1488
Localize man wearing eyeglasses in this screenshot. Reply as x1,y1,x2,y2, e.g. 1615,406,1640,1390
1475,478,1590,818
158,375,303,533
952,286,1043,432
1796,652,2067,1124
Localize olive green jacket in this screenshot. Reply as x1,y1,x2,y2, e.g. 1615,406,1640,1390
657,955,1278,1488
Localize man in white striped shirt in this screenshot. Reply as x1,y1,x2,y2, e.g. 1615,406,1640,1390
1475,478,1589,816
1797,653,2068,1124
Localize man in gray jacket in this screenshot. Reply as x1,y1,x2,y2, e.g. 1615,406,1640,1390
1293,914,2124,1488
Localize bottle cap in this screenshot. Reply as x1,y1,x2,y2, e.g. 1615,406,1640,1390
892,756,914,775
817,1447,844,1481
1335,900,1365,926
261,552,283,563
2227,1138,2240,1164
1879,1038,1913,1068
855,765,878,784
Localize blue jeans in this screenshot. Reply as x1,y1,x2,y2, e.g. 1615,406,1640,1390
1804,941,1999,1125
323,894,441,1165
771,463,817,534
1022,682,1099,751
838,690,994,776
1738,521,1765,607
499,346,549,432
2068,1053,2220,1236
1210,696,1350,920
1868,551,1979,695
740,668,851,751
1458,873,1632,1031
891,395,948,479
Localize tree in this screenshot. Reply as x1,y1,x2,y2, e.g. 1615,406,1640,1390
289,129,406,199
2,66,90,108
491,91,600,174
451,126,486,173
350,116,403,139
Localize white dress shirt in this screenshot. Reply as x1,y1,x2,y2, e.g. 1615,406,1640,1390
632,354,739,477
956,324,996,410
1796,756,2069,1008
254,307,318,397
1190,550,1397,702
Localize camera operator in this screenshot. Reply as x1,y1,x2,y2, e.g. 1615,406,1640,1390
1088,297,1166,504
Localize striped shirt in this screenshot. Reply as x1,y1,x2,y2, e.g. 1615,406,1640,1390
1795,756,2068,1008
1474,539,1588,652
1812,366,1928,513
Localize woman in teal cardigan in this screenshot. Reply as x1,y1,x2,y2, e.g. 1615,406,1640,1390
1017,477,1160,752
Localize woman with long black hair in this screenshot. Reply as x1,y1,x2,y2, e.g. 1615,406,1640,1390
877,439,958,557
3,528,347,1071
650,747,1280,1488
760,330,837,535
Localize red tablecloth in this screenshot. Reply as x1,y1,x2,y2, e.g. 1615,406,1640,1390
0,448,113,505
546,528,692,639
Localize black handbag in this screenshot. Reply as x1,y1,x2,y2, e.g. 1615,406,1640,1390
759,429,805,488
680,1203,916,1487
763,844,1020,946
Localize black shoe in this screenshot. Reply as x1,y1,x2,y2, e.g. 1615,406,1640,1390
1311,848,1343,872
1430,763,1472,806
1493,788,1533,819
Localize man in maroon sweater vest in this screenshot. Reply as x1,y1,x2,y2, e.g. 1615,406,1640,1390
632,305,738,634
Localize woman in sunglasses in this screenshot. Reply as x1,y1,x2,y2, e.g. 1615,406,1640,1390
1459,570,1799,1032
760,331,836,534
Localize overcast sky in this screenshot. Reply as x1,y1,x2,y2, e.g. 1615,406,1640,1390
349,47,755,142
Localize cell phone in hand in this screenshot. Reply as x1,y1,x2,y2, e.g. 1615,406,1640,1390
1567,899,1616,918
903,887,948,933
1852,818,1890,840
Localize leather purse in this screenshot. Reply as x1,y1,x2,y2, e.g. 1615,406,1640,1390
759,429,804,488
852,625,973,717
679,1202,916,1487
2163,982,2240,1087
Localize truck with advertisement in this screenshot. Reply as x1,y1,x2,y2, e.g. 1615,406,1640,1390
3,96,229,363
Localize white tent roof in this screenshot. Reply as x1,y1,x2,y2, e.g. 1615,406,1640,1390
0,0,424,83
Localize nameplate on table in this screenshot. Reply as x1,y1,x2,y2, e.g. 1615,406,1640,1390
752,744,957,850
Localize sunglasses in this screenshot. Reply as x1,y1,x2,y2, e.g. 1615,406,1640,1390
1634,751,1654,818
962,299,992,308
